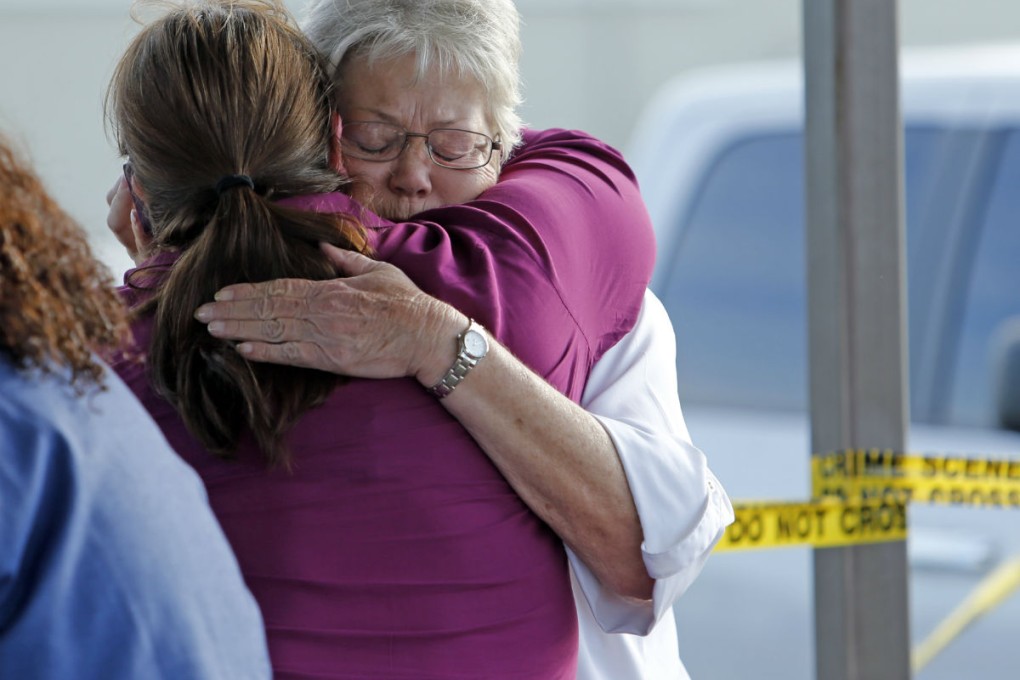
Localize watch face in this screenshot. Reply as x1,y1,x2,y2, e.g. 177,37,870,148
463,328,488,358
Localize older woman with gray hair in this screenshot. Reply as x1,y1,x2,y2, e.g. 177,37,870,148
187,1,733,678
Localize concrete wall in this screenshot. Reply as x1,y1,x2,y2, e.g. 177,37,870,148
0,0,1018,274
518,0,802,147
518,0,1020,148
0,8,143,274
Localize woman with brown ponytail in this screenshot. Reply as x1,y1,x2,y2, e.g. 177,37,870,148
108,0,371,466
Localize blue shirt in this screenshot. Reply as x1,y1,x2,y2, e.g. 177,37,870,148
0,356,271,679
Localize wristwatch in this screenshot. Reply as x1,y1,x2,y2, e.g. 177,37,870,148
427,319,489,398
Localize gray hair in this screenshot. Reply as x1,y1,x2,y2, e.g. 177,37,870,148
300,0,524,156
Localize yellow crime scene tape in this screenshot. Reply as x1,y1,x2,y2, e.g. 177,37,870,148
717,450,1020,552
714,449,1020,671
911,556,1020,672
714,497,907,552
812,449,1020,508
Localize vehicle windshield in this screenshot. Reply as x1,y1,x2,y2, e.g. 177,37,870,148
653,126,1020,427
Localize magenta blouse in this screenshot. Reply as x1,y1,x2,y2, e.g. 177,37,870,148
113,128,655,679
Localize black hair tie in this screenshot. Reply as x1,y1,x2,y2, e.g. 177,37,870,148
214,174,256,195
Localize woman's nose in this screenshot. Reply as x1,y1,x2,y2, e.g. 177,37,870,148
387,137,433,197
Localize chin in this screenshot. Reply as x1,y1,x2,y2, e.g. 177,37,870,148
381,203,420,221
370,197,439,221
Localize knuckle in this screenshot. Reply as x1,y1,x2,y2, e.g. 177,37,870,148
267,278,292,296
262,318,285,341
282,343,302,362
254,296,273,320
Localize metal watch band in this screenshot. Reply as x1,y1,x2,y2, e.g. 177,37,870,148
427,320,488,399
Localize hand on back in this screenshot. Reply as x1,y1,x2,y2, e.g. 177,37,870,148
195,243,463,385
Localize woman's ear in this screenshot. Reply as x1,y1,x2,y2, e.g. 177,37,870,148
328,111,348,175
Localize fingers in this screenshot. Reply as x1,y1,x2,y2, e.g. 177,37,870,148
107,176,137,253
321,242,377,276
129,209,154,264
204,317,313,344
211,277,317,303
195,286,321,326
106,176,122,206
235,340,327,370
200,311,346,375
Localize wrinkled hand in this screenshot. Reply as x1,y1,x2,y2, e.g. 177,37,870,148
106,175,153,265
194,244,464,385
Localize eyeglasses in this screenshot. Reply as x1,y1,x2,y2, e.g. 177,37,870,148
340,122,502,170
122,162,153,236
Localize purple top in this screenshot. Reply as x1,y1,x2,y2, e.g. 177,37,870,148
113,128,655,679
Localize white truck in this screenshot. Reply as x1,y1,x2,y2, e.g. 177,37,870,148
628,45,1020,679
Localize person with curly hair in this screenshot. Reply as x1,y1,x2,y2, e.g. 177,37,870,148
0,133,271,679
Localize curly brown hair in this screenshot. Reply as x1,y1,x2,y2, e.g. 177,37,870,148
0,134,130,390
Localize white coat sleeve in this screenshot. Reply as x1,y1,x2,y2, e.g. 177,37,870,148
567,289,735,635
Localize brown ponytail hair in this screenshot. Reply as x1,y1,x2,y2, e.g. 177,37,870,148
106,0,369,466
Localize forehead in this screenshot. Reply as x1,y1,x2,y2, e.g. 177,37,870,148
337,53,490,128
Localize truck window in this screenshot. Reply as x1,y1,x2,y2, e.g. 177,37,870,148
947,129,1020,426
654,127,951,413
656,132,807,410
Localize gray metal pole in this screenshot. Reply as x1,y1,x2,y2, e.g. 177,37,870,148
803,1,912,679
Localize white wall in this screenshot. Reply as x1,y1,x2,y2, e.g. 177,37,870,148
1,0,1018,276
0,8,141,276
519,0,1020,148
0,1,304,276
518,0,802,147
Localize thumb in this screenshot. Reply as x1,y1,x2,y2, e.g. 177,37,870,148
321,242,378,276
